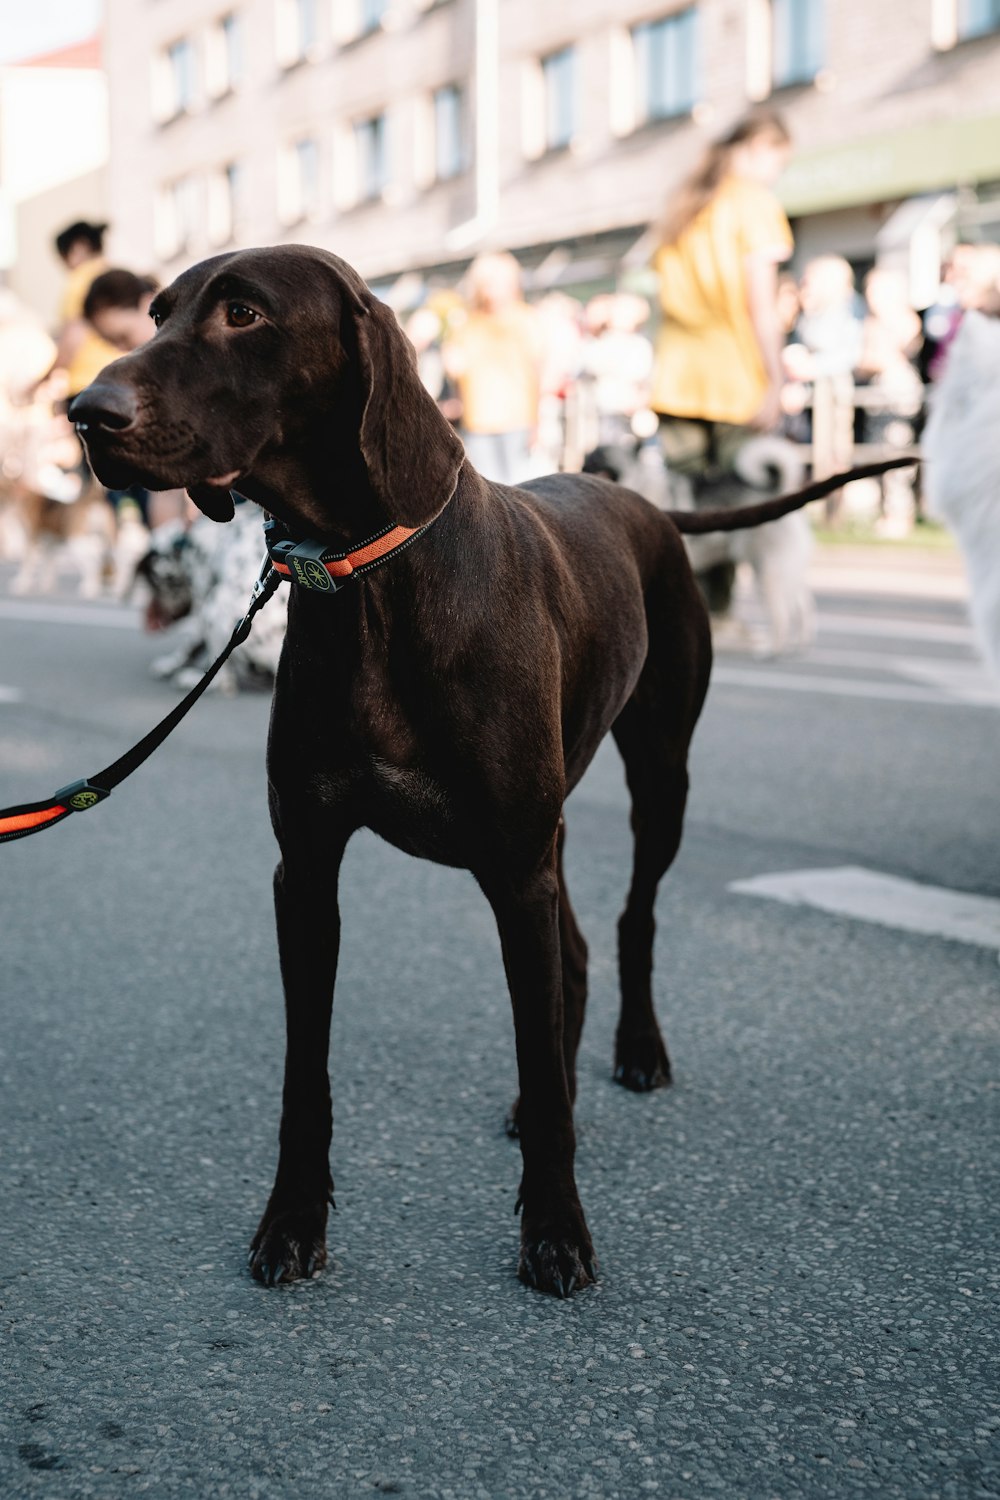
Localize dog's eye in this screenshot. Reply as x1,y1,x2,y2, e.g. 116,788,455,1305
150,308,164,328
226,303,260,328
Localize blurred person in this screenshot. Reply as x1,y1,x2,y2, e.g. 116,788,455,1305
83,268,159,353
856,269,923,532
0,290,58,560
783,256,864,493
857,269,922,389
856,267,923,432
776,272,801,340
406,306,447,402
650,110,794,612
783,255,863,382
535,292,585,471
582,293,653,444
949,241,1000,314
443,252,543,484
925,243,1000,380
405,305,462,424
47,220,120,410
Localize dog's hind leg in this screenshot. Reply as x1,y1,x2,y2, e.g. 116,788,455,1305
556,819,589,1105
249,830,348,1287
610,579,709,1091
612,702,688,1091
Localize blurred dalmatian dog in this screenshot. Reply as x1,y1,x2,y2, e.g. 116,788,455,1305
583,433,814,656
137,499,287,692
923,310,1000,683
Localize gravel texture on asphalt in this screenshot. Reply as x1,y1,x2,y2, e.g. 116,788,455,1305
1,607,998,1499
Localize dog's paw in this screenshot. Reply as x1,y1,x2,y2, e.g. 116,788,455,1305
518,1233,597,1298
613,1032,672,1092
248,1203,327,1287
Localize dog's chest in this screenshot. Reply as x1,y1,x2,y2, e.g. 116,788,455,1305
311,757,463,865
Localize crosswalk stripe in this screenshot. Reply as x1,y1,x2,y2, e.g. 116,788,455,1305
729,865,1000,953
0,600,141,630
786,648,999,705
816,613,973,646
711,664,997,708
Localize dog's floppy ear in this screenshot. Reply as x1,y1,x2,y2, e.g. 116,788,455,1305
353,293,465,527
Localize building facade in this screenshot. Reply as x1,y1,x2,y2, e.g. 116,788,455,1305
103,0,1000,301
0,38,109,322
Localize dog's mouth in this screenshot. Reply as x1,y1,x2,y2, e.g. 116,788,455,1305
79,431,244,521
186,475,241,522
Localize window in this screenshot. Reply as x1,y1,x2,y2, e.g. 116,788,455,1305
433,84,466,180
279,138,322,221
277,0,318,66
632,10,699,124
772,0,824,87
541,47,577,151
156,174,200,259
359,0,387,33
206,12,243,98
166,37,197,115
294,137,321,217
355,114,389,201
959,0,1000,36
221,14,243,86
208,161,244,243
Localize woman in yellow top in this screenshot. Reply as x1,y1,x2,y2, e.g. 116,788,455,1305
652,111,793,493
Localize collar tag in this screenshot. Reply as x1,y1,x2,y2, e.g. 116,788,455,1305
265,529,341,593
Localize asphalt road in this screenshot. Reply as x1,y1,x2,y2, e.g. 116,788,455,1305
1,561,998,1499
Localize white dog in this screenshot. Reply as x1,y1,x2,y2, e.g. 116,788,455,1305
923,312,1000,681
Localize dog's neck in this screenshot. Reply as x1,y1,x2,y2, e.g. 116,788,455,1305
235,411,456,551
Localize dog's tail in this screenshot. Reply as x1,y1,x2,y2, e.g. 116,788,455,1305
667,458,915,535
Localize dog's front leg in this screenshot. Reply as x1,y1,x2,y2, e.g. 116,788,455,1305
488,862,597,1297
249,841,346,1286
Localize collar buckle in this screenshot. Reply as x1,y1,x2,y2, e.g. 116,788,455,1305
264,520,343,595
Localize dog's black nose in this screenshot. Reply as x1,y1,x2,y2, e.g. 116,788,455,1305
69,382,138,433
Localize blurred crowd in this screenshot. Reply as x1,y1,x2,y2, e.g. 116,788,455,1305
2,107,1000,681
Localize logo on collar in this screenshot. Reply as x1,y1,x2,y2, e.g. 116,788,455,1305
291,555,334,591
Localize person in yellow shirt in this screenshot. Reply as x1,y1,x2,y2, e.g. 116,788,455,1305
443,252,543,485
50,220,121,405
651,112,794,609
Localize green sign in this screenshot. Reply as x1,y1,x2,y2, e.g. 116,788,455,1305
778,114,1000,216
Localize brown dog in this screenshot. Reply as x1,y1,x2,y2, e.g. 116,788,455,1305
70,246,893,1297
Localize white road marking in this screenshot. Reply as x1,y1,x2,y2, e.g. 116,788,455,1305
816,612,973,646
0,684,22,703
729,865,1000,953
711,665,997,708
0,600,141,630
792,648,1000,706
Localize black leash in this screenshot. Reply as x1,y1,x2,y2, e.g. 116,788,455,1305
0,555,281,845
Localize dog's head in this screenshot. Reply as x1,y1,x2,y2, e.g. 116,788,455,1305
70,246,465,537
